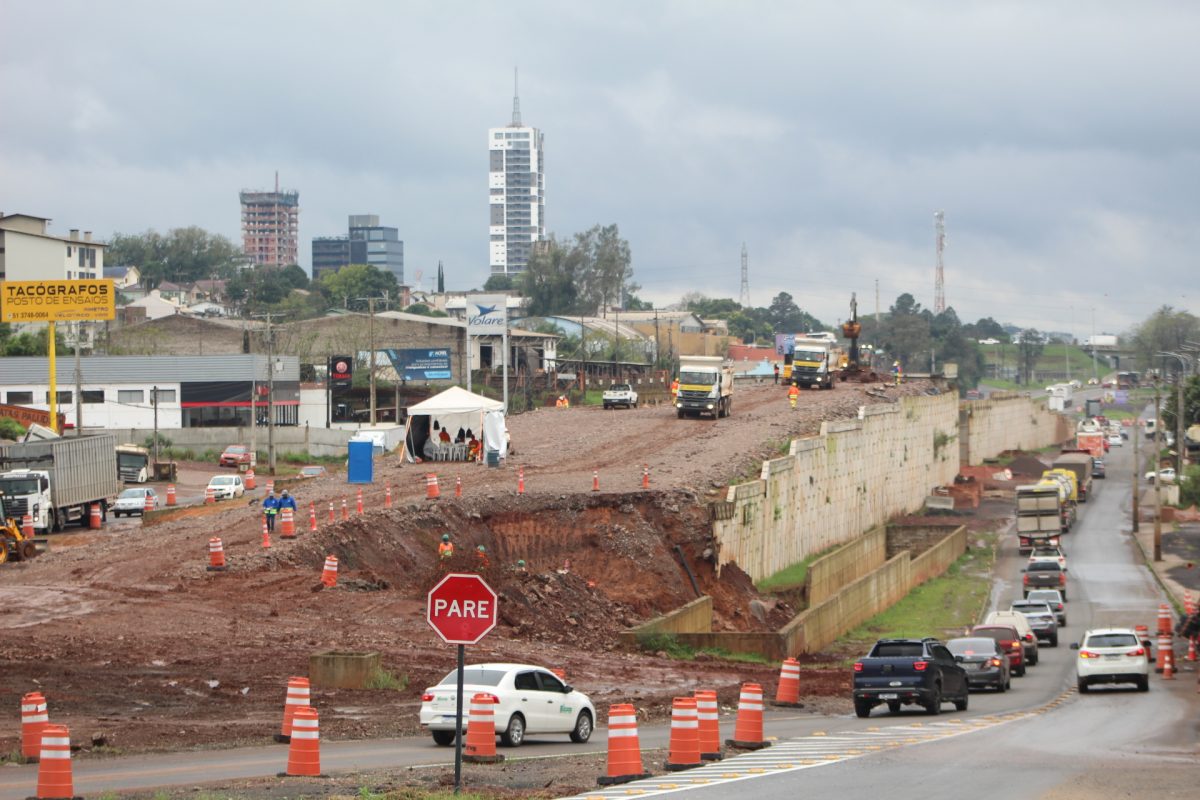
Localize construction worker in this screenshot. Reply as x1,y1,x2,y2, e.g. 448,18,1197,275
892,361,903,386
670,377,680,401
515,558,528,573
278,489,297,516
438,534,454,561
788,383,800,409
262,488,279,532
475,544,490,570
773,363,780,385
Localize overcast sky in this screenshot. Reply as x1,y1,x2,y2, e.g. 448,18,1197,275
3,1,1197,336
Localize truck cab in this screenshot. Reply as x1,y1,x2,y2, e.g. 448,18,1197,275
676,356,734,419
0,470,52,532
790,336,838,389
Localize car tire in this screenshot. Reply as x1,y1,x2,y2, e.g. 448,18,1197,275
886,700,901,714
1136,676,1149,692
676,410,684,419
431,730,455,746
954,693,968,712
1029,651,1038,666
1077,677,1089,693
569,710,593,743
500,713,525,747
1016,663,1026,677
853,699,872,718
632,401,638,409
923,689,942,716
1049,635,1058,648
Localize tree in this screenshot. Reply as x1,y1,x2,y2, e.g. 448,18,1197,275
226,264,310,308
1161,375,1199,438
766,292,822,333
0,325,67,356
1016,329,1045,385
483,274,516,292
317,264,400,308
879,293,932,368
685,296,742,318
523,236,583,315
963,316,1010,342
522,224,637,315
436,261,445,293
405,303,448,318
1130,306,1200,371
0,417,26,441
108,227,242,287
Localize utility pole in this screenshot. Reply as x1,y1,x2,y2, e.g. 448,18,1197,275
74,322,83,436
357,297,379,425
152,385,160,469
1090,307,1098,382
1131,422,1139,533
250,311,285,474
1153,376,1162,562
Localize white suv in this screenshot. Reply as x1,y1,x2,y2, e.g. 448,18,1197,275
1072,628,1150,692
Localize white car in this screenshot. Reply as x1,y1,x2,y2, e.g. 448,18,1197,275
1028,546,1067,570
419,663,595,748
1072,628,1150,692
206,474,245,500
1107,434,1123,447
1145,468,1177,483
113,487,158,517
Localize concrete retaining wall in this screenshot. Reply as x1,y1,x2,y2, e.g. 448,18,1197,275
807,526,887,605
104,425,366,458
789,551,913,654
961,393,1071,464
909,525,968,586
713,393,960,582
618,596,713,644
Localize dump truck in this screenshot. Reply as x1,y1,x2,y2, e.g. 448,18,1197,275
790,335,842,389
0,432,120,532
1051,451,1094,503
116,443,151,483
1016,483,1068,553
676,355,734,419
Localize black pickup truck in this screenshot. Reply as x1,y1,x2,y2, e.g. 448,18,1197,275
852,638,970,717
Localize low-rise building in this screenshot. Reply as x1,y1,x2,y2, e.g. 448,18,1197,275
0,213,106,283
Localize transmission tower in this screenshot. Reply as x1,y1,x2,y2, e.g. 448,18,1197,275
933,210,946,314
739,242,750,307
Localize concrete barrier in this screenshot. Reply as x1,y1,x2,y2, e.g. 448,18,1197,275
309,651,382,689
806,527,887,606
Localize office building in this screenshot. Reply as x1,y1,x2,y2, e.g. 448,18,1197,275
0,213,106,282
488,75,545,276
240,176,300,266
310,214,404,284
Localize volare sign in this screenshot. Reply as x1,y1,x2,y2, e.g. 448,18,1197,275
466,293,507,335
1,279,116,323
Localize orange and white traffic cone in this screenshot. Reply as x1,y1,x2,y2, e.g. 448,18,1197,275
463,694,505,764
204,487,215,505
694,690,723,760
275,677,310,743
517,466,525,495
206,537,227,572
245,469,256,490
20,692,49,761
597,703,650,786
725,682,770,750
88,503,102,530
22,514,34,537
341,498,349,520
1156,633,1171,673
592,470,600,492
166,484,177,506
642,464,650,490
321,555,338,588
356,488,363,515
772,658,802,707
426,474,441,500
385,485,393,509
144,492,156,514
280,508,296,539
1157,603,1172,635
1187,637,1197,663
328,501,335,523
1163,651,1175,680
261,517,271,549
266,479,275,495
34,724,77,799
664,696,701,771
309,502,317,533
551,668,567,681
1185,591,1194,617
280,707,323,777
455,477,462,498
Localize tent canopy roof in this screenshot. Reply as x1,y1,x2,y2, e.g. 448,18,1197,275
407,386,504,415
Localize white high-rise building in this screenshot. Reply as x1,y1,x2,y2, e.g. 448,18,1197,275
488,72,544,276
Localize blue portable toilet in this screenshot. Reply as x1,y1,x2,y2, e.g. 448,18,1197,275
347,439,374,484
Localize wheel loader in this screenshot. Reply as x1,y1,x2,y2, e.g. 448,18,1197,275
0,496,40,564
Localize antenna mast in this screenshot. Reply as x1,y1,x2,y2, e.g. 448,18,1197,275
934,210,946,314
739,242,750,307
511,67,522,126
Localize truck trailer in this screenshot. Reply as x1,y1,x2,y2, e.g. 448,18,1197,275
0,433,120,532
1051,451,1094,503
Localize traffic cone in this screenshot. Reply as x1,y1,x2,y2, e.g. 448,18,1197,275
517,466,525,495
356,488,363,514
309,502,317,532
1185,590,1194,617
280,508,296,539
385,485,393,509
328,501,335,523
551,668,566,681
1157,603,1172,635
266,479,275,495
725,682,770,750
144,492,156,513
321,555,338,587
204,487,215,505
592,470,600,492
245,469,256,490
279,706,323,777
166,484,177,506
664,697,701,771
20,691,49,761
694,690,723,760
1187,637,1197,663
275,677,310,743
22,514,34,537
772,658,802,707
1163,651,1175,680
261,517,271,549
341,498,349,520
88,503,102,530
597,703,650,786
455,477,462,498
34,724,79,800
642,464,650,490
463,694,505,764
1156,633,1171,672
426,474,441,500
206,537,227,571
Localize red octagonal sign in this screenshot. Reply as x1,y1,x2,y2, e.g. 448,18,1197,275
427,573,498,645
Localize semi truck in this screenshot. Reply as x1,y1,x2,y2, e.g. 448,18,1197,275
0,432,120,532
1051,451,1094,503
116,443,151,483
790,335,841,390
1016,482,1069,553
676,355,734,419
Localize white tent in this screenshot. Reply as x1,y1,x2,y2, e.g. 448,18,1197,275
403,386,506,461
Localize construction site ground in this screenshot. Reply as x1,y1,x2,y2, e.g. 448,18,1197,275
0,380,940,767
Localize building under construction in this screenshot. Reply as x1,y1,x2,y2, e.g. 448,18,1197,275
240,178,300,266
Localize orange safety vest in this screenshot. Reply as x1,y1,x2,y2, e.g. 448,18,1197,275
788,386,799,399
670,380,679,395
438,542,454,559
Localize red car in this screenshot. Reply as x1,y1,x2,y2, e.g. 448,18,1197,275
219,444,252,468
971,624,1027,677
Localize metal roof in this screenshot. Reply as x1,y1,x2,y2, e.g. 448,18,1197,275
1,355,299,384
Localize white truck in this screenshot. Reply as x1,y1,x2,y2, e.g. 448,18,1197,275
676,355,734,419
602,383,639,409
790,335,841,389
0,432,120,532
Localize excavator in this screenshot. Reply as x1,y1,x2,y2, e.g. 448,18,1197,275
840,293,881,383
1,495,40,564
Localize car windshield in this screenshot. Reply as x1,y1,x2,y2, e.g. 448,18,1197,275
1028,562,1061,572
0,478,40,495
609,384,630,392
794,349,825,362
679,370,716,386
439,667,506,686
973,627,1017,642
871,642,925,658
1012,603,1051,614
947,638,996,656
118,488,146,499
224,446,246,454
1026,591,1061,603
210,477,234,486
1085,633,1139,649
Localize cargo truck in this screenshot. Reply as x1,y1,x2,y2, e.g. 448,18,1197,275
1016,483,1069,553
0,433,120,532
789,335,841,389
1075,431,1105,458
116,444,151,483
1051,451,1094,503
676,355,734,419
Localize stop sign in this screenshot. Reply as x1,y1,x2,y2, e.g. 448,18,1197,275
426,573,498,645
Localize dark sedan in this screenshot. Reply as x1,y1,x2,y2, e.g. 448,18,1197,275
1092,458,1106,478
947,637,1011,692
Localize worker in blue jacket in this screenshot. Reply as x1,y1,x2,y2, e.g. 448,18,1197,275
278,489,298,513
262,489,280,532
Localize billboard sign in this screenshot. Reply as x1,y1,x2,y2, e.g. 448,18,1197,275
384,348,453,381
775,333,795,356
329,355,353,387
466,294,507,335
0,279,116,323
